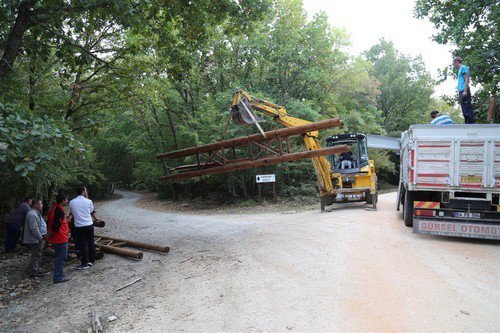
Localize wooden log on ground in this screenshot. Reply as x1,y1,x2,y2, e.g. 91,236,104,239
97,243,144,259
95,234,170,253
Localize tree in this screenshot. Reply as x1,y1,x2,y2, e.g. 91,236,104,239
0,0,121,78
415,0,499,122
365,39,435,133
415,0,499,94
0,101,93,218
0,0,444,207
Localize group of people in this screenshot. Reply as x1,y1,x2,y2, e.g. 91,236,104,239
3,186,99,284
430,57,475,125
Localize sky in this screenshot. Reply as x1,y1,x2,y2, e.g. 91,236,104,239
302,0,457,97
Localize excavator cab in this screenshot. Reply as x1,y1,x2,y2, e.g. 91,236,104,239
323,134,378,210
326,134,369,174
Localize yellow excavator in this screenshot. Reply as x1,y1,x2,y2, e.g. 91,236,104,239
232,90,378,210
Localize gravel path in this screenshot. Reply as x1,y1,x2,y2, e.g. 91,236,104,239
1,190,498,332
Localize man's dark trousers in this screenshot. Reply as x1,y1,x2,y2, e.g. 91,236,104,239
53,243,68,282
4,222,21,252
75,225,95,265
459,89,475,124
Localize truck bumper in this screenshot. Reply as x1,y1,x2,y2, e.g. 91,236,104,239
413,218,500,240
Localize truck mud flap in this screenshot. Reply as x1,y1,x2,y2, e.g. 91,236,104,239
413,218,500,240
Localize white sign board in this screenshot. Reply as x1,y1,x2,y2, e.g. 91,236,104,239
256,174,275,183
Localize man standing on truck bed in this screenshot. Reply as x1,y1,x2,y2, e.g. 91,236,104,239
453,57,475,124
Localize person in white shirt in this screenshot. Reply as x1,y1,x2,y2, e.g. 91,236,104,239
69,186,99,270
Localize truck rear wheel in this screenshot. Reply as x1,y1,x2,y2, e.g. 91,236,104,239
403,190,414,227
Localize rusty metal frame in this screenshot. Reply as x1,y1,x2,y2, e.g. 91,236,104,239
156,118,348,182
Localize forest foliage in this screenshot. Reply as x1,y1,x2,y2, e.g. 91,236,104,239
0,0,497,214
415,0,499,120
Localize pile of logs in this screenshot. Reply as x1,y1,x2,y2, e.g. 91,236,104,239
44,220,170,260
94,234,170,259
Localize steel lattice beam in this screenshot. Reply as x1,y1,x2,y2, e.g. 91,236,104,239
157,118,343,160
160,145,349,181
158,118,346,181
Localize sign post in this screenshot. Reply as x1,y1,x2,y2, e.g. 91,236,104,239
256,174,276,203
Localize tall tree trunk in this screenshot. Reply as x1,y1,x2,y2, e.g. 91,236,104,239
165,107,179,150
0,0,39,78
239,179,249,199
28,51,37,110
28,65,36,111
66,32,92,119
136,104,169,173
151,106,167,152
66,64,83,119
136,107,160,152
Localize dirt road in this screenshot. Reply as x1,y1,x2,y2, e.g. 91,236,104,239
1,190,499,332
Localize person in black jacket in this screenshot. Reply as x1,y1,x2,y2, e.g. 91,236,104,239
4,197,32,252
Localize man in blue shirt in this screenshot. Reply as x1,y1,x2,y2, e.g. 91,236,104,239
430,110,454,125
453,57,474,124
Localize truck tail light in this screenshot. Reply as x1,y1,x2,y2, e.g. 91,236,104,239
413,201,440,217
410,149,415,183
415,209,436,217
